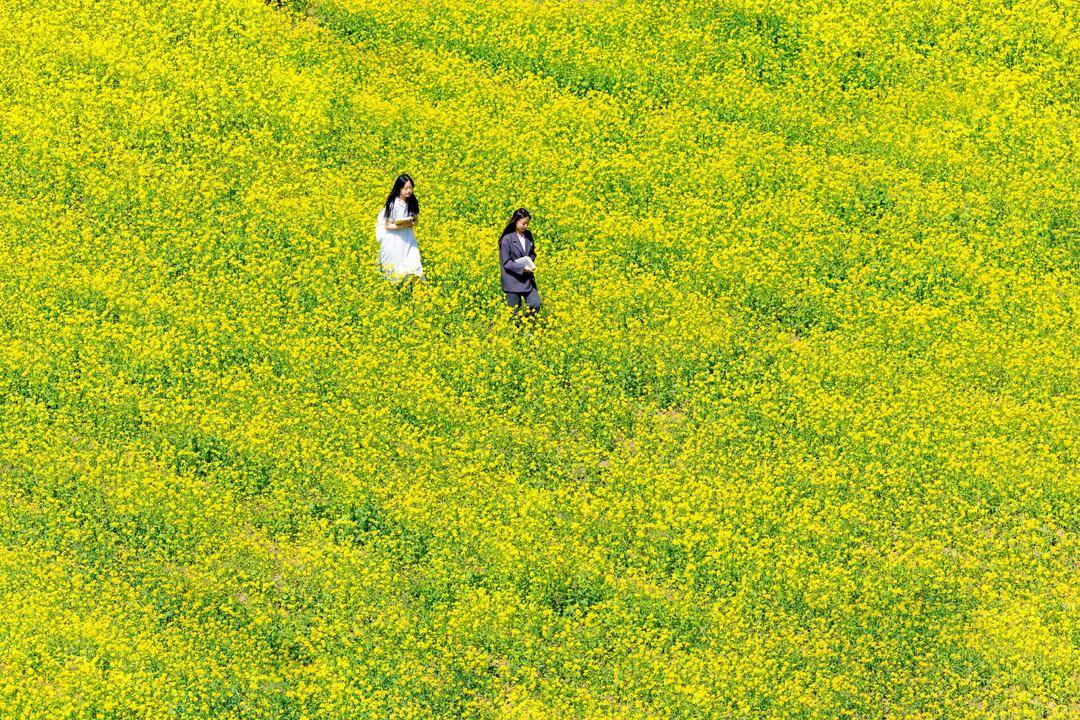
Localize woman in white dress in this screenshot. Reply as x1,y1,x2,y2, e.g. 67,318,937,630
375,173,424,281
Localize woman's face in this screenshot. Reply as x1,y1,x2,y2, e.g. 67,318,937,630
515,216,530,233
398,181,413,199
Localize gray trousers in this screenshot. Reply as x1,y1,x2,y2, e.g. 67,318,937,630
505,287,541,312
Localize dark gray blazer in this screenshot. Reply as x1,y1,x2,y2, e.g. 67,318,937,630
499,231,536,293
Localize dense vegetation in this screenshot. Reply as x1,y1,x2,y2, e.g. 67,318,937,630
0,0,1075,717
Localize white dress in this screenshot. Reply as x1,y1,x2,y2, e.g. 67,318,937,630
375,197,423,279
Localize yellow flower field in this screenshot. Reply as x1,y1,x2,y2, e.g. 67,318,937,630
0,0,1076,717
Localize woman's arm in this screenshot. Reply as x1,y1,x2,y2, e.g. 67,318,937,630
385,217,416,230
500,235,525,271
502,237,533,273
499,235,513,270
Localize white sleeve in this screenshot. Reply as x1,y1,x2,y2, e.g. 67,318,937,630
375,209,388,239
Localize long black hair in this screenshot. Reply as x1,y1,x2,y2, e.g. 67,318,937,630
383,173,419,220
500,207,532,241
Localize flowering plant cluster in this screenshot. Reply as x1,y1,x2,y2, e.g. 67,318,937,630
0,0,1075,717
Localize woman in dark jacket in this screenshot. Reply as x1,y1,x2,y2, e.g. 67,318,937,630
498,208,541,313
